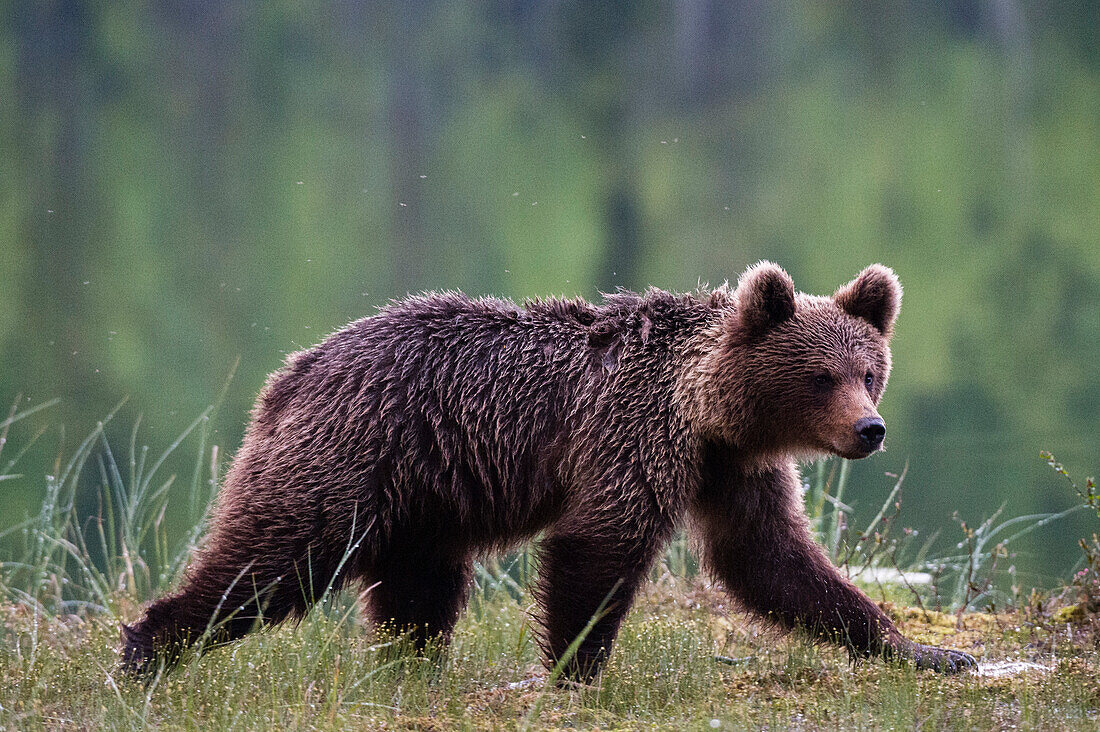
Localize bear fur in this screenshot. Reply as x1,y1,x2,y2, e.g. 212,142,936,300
120,262,976,679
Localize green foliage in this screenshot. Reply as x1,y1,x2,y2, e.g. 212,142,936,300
1043,451,1100,518
1,407,1100,727
3,5,1100,724
2,0,1098,603
1042,452,1100,616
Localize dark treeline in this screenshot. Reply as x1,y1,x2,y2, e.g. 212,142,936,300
1,1,1098,580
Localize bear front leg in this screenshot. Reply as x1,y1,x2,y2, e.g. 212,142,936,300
534,518,671,683
691,455,976,673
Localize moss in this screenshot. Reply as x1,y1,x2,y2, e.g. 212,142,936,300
1053,603,1088,624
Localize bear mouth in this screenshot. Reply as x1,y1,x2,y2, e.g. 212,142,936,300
834,443,882,460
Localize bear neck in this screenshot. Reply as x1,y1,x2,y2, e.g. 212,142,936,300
674,300,779,464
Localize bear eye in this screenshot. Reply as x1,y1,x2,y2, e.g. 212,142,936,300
864,372,875,390
813,373,833,390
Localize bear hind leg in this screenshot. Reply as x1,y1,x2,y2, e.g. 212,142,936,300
534,528,664,684
121,541,347,679
362,549,473,652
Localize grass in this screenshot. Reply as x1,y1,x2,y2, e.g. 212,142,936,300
1,401,1099,730
4,579,1100,729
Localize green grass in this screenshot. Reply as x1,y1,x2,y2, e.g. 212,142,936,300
3,580,1099,730
1,402,1099,730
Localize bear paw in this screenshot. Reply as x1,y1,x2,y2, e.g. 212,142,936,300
909,643,978,674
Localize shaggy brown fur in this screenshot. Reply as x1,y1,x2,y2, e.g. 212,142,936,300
120,263,976,680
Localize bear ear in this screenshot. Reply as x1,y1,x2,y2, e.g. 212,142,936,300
833,264,902,336
734,261,796,336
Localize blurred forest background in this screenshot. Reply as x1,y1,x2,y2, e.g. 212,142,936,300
1,1,1097,585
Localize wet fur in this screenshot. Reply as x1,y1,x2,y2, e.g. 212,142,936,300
121,263,974,680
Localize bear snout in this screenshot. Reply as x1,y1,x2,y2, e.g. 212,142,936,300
854,416,886,452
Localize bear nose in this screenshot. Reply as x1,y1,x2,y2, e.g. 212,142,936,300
855,417,886,450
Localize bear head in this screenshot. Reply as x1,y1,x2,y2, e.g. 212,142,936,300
681,262,902,461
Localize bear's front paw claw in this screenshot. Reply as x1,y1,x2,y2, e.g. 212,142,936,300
912,644,978,674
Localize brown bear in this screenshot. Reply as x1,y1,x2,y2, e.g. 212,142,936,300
120,262,976,680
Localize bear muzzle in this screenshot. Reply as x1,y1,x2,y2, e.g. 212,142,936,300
854,416,886,453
